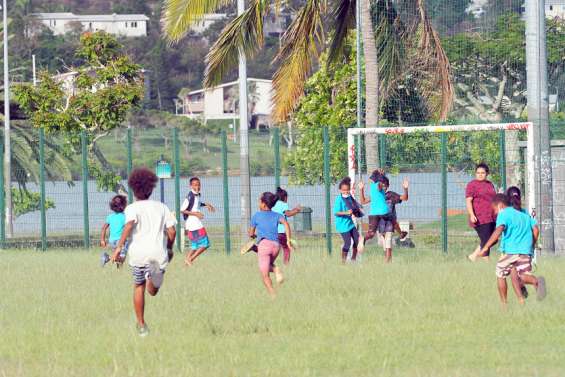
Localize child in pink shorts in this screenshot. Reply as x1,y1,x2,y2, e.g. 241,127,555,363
248,192,292,297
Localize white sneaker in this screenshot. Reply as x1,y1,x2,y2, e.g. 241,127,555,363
146,259,163,288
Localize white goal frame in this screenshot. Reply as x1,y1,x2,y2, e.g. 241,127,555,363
347,122,535,215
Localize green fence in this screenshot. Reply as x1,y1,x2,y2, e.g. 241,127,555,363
0,123,549,257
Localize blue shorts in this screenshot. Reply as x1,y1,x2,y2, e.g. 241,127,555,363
109,239,129,258
191,236,210,251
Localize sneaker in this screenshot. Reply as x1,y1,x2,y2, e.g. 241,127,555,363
137,323,149,337
467,252,478,262
240,240,257,255
521,285,529,299
274,266,284,284
100,252,110,267
146,259,164,289
536,276,546,301
399,231,408,241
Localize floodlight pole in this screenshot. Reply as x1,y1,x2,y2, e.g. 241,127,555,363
526,0,555,253
238,0,251,240
2,0,12,238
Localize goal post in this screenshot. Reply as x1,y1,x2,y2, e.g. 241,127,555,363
347,122,535,215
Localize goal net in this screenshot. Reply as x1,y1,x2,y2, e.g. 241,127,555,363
347,122,534,252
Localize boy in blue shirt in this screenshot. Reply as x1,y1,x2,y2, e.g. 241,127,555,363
480,194,546,305
334,177,363,263
100,195,128,267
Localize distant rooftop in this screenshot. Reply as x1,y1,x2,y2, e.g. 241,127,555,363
33,12,149,22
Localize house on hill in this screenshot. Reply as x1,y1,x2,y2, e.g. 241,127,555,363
32,13,149,37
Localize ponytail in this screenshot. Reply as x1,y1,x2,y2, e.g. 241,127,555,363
506,186,522,211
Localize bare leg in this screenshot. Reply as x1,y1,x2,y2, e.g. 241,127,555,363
497,277,508,305
189,246,208,264
133,284,146,326
283,246,291,265
146,278,159,296
509,270,525,304
468,245,481,262
184,250,195,265
341,251,348,264
261,271,275,297
384,248,392,263
351,247,358,261
521,274,538,287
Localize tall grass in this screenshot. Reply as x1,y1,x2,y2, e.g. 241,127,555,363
1,242,564,377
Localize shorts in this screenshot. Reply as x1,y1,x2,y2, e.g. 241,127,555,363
109,240,129,259
190,235,210,251
131,265,166,285
368,214,393,234
474,222,496,252
257,239,280,274
495,254,533,278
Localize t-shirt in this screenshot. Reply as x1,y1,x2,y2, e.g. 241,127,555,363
369,182,389,216
385,191,402,218
333,195,355,233
181,191,204,231
125,200,177,269
496,207,537,255
106,212,125,242
465,179,496,227
250,211,284,242
272,200,289,234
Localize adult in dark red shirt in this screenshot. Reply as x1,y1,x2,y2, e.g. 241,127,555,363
465,163,497,261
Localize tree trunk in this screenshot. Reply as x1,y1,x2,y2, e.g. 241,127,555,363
361,0,380,172
505,130,522,187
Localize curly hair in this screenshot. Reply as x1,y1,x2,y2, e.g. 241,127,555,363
128,168,158,200
110,195,127,213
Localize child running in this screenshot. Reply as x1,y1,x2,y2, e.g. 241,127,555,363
479,194,546,306
334,177,364,263
111,168,177,336
249,192,292,297
100,195,128,268
272,187,301,265
181,177,215,266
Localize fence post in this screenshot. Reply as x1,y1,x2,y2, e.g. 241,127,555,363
173,128,182,252
323,127,332,256
440,133,448,254
81,131,90,249
221,130,231,254
273,127,281,190
127,127,133,203
379,135,386,169
0,131,5,247
39,129,47,251
498,129,507,191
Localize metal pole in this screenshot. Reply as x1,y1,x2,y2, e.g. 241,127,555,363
159,154,165,203
499,129,507,191
32,54,37,87
273,127,280,189
39,129,47,251
526,0,554,252
81,131,90,248
221,130,231,254
126,127,133,203
173,128,181,252
323,127,332,256
238,0,251,241
441,133,448,254
3,0,12,238
379,135,386,169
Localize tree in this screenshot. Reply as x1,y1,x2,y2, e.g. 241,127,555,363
13,31,144,192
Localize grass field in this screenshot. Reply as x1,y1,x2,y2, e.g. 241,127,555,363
2,236,565,377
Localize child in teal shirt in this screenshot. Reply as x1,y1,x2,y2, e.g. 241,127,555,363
334,177,363,263
100,195,128,267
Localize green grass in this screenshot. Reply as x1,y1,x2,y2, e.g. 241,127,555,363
1,236,565,377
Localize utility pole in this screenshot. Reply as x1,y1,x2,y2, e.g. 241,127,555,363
526,0,555,253
238,0,251,240
2,0,12,237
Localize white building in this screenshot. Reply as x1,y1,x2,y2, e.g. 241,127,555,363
546,0,565,19
33,13,149,37
190,14,227,33
189,12,289,35
177,78,273,128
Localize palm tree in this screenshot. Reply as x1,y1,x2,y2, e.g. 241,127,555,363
163,0,453,168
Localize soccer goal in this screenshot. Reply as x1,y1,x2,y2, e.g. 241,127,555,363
347,122,535,224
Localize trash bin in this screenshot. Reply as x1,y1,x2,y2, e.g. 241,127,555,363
294,207,313,232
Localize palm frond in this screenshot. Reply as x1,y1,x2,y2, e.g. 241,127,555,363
327,0,356,65
204,0,269,87
272,0,326,122
406,0,453,121
162,0,233,43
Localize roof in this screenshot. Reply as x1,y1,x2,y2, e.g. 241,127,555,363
547,0,565,5
186,78,272,95
33,12,150,22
